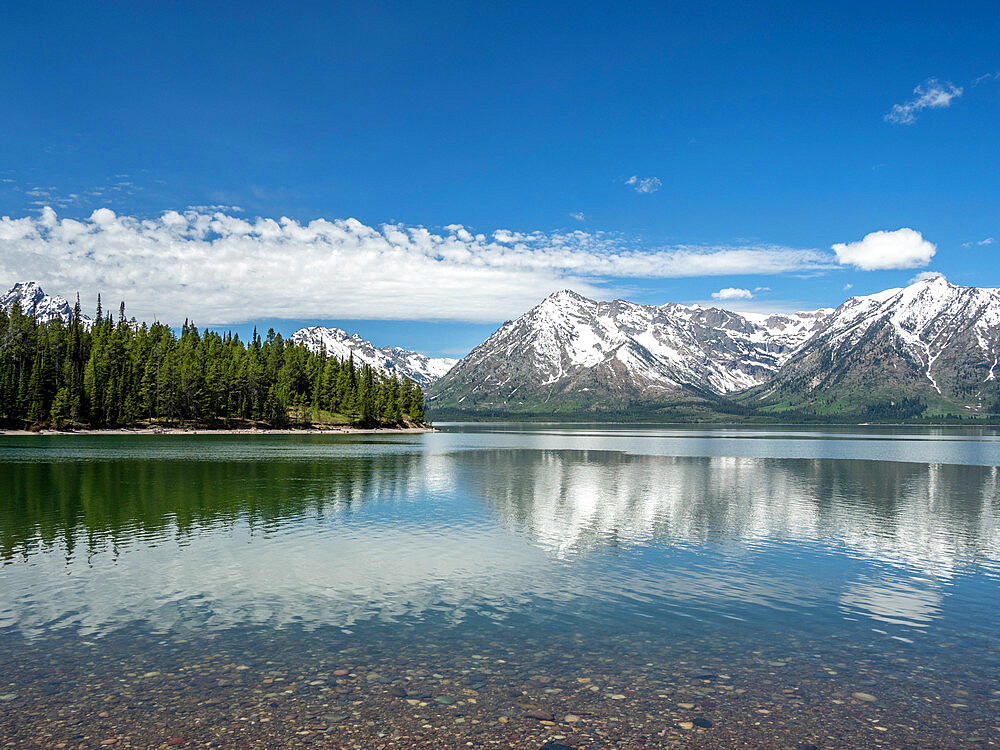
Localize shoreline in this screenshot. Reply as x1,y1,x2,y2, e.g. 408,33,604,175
0,426,436,437
430,417,1000,428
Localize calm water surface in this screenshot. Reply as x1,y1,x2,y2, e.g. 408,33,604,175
1,424,999,748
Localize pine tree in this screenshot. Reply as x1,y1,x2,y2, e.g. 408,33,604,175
409,383,425,423
50,387,72,428
399,377,414,416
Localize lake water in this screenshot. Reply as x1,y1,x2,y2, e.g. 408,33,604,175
1,424,999,748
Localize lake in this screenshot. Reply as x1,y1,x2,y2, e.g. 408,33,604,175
1,424,999,748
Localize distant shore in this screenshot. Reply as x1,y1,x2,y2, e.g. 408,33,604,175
0,426,436,437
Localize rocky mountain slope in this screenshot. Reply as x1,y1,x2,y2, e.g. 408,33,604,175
430,289,831,414
749,275,1000,417
290,326,457,385
1,281,88,325
431,277,1000,419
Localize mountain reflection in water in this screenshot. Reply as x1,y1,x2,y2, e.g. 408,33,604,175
0,432,998,640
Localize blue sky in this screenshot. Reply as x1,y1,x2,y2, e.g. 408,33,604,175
1,0,997,356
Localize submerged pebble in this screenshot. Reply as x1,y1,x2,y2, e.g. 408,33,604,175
524,708,555,721
0,622,994,749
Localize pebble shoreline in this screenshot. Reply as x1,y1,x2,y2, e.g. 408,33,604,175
1,621,996,749
0,427,435,437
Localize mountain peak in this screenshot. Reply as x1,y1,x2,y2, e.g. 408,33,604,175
299,324,348,338
908,273,950,289
1,281,86,326
542,289,589,304
9,280,43,294
5,281,45,307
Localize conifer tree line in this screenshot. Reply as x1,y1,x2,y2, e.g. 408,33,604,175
0,298,426,429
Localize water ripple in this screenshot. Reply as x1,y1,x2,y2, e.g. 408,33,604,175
0,428,998,645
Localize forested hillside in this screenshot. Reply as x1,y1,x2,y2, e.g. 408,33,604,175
0,299,425,429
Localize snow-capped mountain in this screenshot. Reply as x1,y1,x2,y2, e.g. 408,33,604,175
430,289,831,412
290,326,457,385
1,281,89,325
756,275,1000,416
432,277,1000,418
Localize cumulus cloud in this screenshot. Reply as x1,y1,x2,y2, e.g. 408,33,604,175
884,78,963,124
0,207,839,325
711,287,753,300
626,175,662,194
570,212,586,222
832,228,936,270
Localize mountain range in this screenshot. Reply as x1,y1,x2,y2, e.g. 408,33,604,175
430,276,1000,420
7,277,999,420
289,326,457,386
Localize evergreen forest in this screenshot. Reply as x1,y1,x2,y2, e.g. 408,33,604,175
0,299,426,430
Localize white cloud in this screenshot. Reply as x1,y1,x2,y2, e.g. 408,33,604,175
626,175,662,194
187,204,244,213
570,212,586,222
832,228,936,270
909,270,945,284
689,298,805,315
0,207,839,325
884,78,963,124
962,237,994,247
711,287,753,300
843,283,853,291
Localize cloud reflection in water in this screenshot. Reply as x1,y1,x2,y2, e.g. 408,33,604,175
0,435,997,639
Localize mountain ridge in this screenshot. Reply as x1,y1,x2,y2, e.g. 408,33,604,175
430,277,1000,420
430,288,834,414
289,326,457,386
747,275,1000,418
